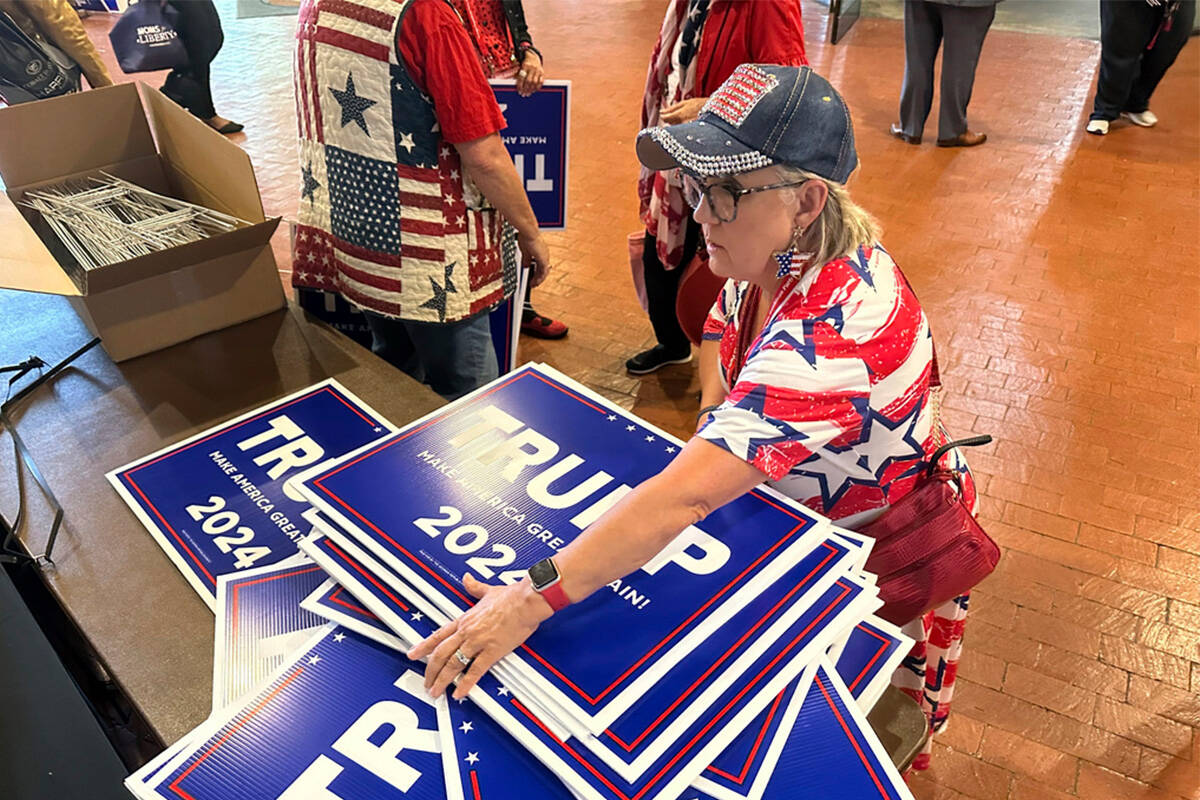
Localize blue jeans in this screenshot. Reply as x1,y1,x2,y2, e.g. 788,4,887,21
363,310,498,400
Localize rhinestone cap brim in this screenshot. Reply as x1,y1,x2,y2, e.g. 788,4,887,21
636,122,774,178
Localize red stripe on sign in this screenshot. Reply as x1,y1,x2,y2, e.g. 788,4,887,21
314,27,389,62
705,689,786,783
847,626,893,692
816,674,894,798
231,566,324,638
605,542,839,752
124,475,215,588
320,0,395,30
168,668,306,799
512,516,807,708
322,538,410,612
329,586,379,620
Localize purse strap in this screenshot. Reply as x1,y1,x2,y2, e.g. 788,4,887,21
925,435,992,480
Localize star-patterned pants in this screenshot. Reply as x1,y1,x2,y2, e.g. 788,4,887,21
362,308,498,401
892,592,970,772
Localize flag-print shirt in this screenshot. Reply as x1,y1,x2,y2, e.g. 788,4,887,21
293,0,516,324
698,244,976,525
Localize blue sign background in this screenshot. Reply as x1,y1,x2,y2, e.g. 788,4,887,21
696,681,801,799
111,382,391,606
304,527,873,796
444,685,575,800
834,621,906,702
492,81,569,229
303,367,824,720
479,579,870,800
604,539,853,755
215,561,330,708
303,527,870,800
151,629,444,800
762,664,910,800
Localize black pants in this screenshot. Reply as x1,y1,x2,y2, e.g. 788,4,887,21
898,0,996,141
643,218,701,354
162,0,224,119
1091,0,1195,120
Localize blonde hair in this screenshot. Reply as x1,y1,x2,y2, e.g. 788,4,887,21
776,165,881,268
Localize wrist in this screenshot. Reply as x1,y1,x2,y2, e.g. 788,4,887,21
526,555,571,614
519,578,558,621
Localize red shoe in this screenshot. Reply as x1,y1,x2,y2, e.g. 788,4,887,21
521,312,568,339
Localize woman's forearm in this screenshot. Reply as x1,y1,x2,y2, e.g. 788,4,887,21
550,437,766,606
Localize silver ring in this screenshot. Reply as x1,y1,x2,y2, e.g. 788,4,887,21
454,649,473,668
518,69,528,78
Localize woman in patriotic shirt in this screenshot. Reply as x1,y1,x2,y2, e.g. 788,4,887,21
413,65,976,772
666,65,978,772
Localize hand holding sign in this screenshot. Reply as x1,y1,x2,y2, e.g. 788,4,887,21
410,574,552,700
518,230,551,287
516,51,545,97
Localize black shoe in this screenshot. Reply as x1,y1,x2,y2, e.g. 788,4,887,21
625,345,692,375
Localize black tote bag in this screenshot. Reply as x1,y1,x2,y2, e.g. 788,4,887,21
109,0,189,74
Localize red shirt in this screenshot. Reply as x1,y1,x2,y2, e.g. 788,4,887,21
396,0,506,144
698,0,808,94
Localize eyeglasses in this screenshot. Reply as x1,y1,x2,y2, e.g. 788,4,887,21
681,174,810,223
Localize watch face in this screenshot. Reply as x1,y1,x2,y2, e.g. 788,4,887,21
528,558,559,589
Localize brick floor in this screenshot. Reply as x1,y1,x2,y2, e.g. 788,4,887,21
77,2,1198,797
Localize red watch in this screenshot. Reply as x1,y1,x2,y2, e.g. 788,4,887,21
527,557,571,612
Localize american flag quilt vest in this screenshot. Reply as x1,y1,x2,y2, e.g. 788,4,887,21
293,0,517,323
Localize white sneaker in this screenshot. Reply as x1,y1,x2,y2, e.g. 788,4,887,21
1121,110,1158,127
1086,119,1109,135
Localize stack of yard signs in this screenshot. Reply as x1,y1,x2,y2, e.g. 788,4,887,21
114,366,915,800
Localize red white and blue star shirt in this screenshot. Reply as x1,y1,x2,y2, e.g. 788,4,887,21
698,244,977,524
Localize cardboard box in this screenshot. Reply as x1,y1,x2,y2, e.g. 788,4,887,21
0,82,285,361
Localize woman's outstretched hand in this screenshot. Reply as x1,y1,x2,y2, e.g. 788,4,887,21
407,574,553,699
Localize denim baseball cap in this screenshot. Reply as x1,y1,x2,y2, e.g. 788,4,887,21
637,64,858,184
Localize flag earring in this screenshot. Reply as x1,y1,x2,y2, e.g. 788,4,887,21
773,225,807,278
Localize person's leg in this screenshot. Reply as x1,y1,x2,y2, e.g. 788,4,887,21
654,219,703,350
1090,0,1158,122
1125,0,1195,114
403,311,499,400
520,281,568,339
897,0,942,140
893,593,970,772
362,309,424,383
643,232,691,353
627,220,700,373
936,2,996,142
163,0,225,122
